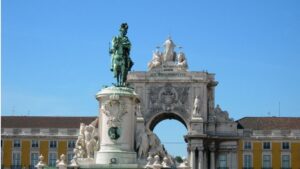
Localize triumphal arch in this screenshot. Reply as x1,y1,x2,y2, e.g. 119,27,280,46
64,24,239,169
127,37,238,169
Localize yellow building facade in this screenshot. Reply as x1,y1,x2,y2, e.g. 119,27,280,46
1,116,95,169
1,116,300,169
237,117,300,169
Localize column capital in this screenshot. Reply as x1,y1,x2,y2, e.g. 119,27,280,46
209,142,216,151
190,145,197,151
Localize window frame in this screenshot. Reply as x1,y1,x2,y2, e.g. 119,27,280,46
282,142,290,150
218,153,227,168
262,153,272,168
263,142,271,150
30,152,39,166
281,153,291,168
49,140,57,149
13,139,21,148
244,141,252,150
243,153,252,168
31,140,39,148
48,152,57,167
68,140,76,149
12,151,21,166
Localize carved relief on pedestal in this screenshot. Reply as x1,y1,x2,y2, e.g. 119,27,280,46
101,95,128,127
100,95,128,140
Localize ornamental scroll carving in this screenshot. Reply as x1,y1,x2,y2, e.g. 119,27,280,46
100,95,128,128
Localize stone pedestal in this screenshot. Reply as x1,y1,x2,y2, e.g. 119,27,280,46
190,116,204,134
95,86,139,166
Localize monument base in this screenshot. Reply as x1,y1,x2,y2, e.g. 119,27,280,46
89,86,140,168
95,150,137,165
79,163,139,169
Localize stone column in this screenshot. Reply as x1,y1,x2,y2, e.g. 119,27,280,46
198,149,203,169
203,150,207,169
190,147,196,169
210,142,216,169
210,151,215,169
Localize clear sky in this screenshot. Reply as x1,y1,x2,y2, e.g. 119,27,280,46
2,0,300,157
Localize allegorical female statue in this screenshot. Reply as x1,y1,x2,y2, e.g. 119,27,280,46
109,23,134,86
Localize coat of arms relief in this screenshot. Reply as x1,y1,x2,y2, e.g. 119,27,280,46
148,84,190,113
100,95,128,140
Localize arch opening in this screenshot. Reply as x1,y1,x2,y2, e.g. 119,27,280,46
149,112,188,131
150,113,188,159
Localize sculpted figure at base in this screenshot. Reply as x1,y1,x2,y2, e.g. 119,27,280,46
148,51,162,70
177,52,188,70
109,23,134,86
73,118,99,159
136,127,149,159
145,155,154,169
84,125,97,158
152,155,162,169
135,123,179,168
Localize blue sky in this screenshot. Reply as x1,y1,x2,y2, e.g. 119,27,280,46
2,0,300,157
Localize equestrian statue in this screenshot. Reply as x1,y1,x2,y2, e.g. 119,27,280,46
109,23,134,86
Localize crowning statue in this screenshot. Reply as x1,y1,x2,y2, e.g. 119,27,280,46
147,37,189,71
109,23,134,86
163,37,176,62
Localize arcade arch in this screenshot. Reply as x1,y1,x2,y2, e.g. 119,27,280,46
152,119,188,158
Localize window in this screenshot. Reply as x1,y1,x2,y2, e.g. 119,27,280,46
13,140,21,148
282,142,289,150
12,152,21,165
263,142,271,150
244,141,251,150
49,152,57,167
49,140,57,149
243,154,252,168
68,140,76,149
31,140,39,148
281,155,290,168
263,155,271,168
218,154,227,168
67,152,74,163
30,153,39,166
